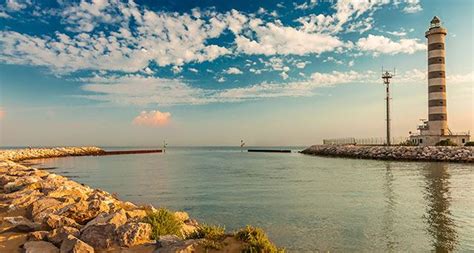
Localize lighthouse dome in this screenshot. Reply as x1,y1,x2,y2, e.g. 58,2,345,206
429,16,442,29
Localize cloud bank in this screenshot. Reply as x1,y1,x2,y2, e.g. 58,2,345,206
132,110,171,127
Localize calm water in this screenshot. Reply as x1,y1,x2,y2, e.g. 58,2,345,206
33,147,474,252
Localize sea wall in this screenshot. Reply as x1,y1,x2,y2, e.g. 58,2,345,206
301,145,473,163
0,147,105,162
0,147,270,253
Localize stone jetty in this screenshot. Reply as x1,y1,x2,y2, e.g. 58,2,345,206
0,147,265,253
301,145,473,163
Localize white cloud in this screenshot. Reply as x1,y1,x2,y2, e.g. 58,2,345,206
81,74,213,106
403,0,423,13
249,68,262,74
189,68,198,73
172,65,183,74
132,110,171,127
225,67,243,75
217,77,226,83
79,69,470,105
448,71,474,84
0,11,12,18
297,0,389,34
295,62,307,69
6,0,29,11
396,68,426,84
235,21,345,56
280,72,289,80
387,31,407,36
293,0,317,10
357,34,425,55
0,6,231,74
348,60,354,67
143,67,154,75
324,56,344,65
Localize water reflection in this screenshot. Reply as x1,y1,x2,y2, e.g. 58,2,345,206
382,162,398,252
423,163,458,252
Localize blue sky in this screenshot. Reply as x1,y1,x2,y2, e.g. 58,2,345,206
0,0,472,146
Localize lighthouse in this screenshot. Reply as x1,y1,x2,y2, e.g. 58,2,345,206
426,16,448,136
409,16,470,146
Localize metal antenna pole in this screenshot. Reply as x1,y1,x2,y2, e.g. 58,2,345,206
386,81,391,146
382,70,394,146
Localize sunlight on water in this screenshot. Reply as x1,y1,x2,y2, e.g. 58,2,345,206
34,147,474,252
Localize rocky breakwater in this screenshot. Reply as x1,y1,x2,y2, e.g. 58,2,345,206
0,147,282,253
0,147,105,161
301,145,473,163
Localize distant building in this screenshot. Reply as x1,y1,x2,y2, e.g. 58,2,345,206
410,16,470,146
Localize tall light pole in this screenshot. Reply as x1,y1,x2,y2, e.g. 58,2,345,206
382,70,395,146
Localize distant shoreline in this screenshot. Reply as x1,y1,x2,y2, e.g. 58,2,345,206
301,145,473,163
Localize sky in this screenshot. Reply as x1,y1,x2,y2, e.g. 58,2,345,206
0,0,472,147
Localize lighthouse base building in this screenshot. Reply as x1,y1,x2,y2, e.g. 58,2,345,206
409,16,470,146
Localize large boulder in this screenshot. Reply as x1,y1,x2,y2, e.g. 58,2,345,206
57,199,110,224
3,216,42,232
46,214,81,229
156,237,200,253
125,209,147,220
60,235,94,253
30,197,71,223
48,226,80,246
0,174,16,186
80,210,127,249
28,231,49,241
23,241,59,253
47,185,91,201
4,175,41,193
40,174,83,195
117,222,152,247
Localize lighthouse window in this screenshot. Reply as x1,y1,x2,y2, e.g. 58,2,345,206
439,72,443,76
440,101,443,105
440,87,443,90
419,139,423,144
462,139,466,143
438,59,442,62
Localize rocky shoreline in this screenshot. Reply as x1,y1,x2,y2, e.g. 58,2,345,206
0,147,281,253
301,145,473,163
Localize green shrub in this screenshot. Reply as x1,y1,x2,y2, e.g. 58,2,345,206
435,139,457,146
235,226,285,253
186,224,226,250
464,141,474,146
143,208,183,239
398,140,417,146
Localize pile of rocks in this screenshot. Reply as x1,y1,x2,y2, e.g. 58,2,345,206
0,147,105,162
0,148,208,253
301,145,473,163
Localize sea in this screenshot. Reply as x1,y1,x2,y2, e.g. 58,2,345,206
30,146,474,252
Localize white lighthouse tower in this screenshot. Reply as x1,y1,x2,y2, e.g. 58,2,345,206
410,16,470,146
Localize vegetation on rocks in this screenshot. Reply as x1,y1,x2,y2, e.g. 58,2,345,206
186,224,226,250
398,140,417,146
143,208,183,239
435,139,458,146
464,141,474,146
236,226,285,253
